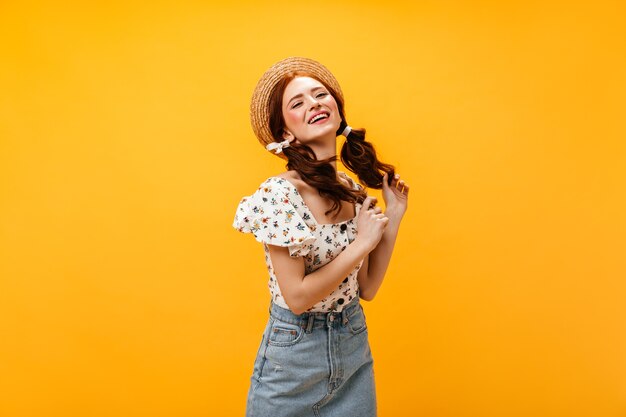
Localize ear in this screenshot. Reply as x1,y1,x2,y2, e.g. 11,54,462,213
282,129,294,141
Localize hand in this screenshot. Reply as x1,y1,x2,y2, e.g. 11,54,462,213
355,195,389,253
382,172,409,220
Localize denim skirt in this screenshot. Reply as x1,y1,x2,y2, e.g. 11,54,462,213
245,295,377,417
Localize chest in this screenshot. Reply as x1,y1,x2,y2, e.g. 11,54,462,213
299,188,357,225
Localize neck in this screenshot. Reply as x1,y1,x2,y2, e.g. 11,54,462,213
307,133,338,170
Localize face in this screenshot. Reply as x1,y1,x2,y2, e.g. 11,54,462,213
281,76,341,144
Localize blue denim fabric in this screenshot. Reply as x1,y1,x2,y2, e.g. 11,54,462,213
246,296,377,417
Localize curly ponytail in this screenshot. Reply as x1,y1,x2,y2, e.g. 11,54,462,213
338,121,396,190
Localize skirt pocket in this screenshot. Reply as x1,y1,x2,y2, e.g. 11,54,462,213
347,305,368,335
267,318,304,347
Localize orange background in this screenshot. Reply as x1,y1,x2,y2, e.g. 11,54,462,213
1,1,625,416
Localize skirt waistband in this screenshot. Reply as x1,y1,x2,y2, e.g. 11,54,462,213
268,296,361,330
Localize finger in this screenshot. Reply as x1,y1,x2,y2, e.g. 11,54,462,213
362,196,377,211
373,206,383,214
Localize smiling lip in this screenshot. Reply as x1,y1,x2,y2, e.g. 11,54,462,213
308,111,330,124
310,116,330,125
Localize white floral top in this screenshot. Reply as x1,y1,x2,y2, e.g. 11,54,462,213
232,172,364,313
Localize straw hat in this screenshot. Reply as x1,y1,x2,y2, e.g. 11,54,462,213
250,57,344,157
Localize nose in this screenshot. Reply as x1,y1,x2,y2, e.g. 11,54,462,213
308,96,322,110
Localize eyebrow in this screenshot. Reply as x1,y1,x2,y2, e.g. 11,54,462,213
287,86,326,105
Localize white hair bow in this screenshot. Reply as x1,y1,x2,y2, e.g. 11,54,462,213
266,139,291,154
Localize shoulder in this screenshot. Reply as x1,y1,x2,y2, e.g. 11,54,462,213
269,171,310,194
273,170,304,185
337,170,352,187
273,170,298,180
338,171,362,190
249,174,301,202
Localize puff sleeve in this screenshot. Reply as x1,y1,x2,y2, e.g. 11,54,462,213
232,180,316,257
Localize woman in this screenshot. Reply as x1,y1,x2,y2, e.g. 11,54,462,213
233,57,409,417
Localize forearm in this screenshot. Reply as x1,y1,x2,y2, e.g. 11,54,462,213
358,216,402,300
295,241,369,314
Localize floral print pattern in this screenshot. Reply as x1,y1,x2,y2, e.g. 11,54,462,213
233,172,364,312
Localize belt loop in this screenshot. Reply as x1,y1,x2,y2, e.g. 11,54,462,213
306,314,315,333
342,307,348,326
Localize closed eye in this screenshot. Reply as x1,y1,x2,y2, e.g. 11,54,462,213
291,92,327,109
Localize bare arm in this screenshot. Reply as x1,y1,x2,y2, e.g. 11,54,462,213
267,195,386,314
267,240,370,315
357,217,401,301
357,172,409,301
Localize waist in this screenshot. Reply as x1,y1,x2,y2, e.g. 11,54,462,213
269,295,361,328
